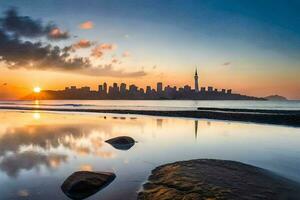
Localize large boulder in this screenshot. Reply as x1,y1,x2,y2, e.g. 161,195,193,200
61,171,116,200
138,159,300,200
105,136,135,150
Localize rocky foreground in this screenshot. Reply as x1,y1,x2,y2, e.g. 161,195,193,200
138,159,300,200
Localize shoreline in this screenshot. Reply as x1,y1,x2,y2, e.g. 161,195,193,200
0,106,299,127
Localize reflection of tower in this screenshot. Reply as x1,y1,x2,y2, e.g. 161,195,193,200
156,119,163,128
194,120,198,139
194,68,199,92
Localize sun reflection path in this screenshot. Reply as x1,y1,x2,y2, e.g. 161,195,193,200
33,112,40,120
34,100,40,108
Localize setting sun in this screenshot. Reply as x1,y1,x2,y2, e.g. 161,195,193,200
33,87,41,93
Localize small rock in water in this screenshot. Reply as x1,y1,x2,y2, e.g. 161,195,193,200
61,171,116,200
105,136,135,150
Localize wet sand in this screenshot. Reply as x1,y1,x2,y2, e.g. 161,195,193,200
0,106,299,127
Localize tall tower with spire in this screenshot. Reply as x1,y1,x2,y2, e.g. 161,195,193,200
194,68,199,92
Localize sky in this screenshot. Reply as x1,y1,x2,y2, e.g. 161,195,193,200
0,0,299,99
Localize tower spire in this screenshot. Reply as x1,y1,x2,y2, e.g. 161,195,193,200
194,67,199,92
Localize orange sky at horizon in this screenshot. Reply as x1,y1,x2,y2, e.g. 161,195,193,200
1,66,299,100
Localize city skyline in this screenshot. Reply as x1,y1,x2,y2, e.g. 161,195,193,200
25,70,264,100
62,69,233,96
0,1,299,100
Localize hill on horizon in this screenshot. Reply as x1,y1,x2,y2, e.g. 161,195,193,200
265,95,288,101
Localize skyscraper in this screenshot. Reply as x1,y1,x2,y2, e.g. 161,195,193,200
194,68,199,92
98,85,103,92
157,82,163,94
120,83,126,95
103,82,107,94
146,86,152,95
113,83,119,95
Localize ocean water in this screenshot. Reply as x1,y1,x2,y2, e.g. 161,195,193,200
0,100,300,111
0,110,299,200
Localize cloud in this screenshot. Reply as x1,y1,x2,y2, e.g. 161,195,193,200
0,8,145,77
91,47,104,58
1,8,68,40
111,58,118,63
222,62,231,66
122,51,130,57
0,29,89,70
1,8,52,38
47,28,69,40
0,30,146,77
79,21,94,29
72,39,94,49
99,43,117,50
91,43,117,58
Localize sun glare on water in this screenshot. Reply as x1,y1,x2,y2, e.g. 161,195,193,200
33,87,41,93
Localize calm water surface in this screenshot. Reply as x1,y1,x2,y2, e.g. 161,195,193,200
0,110,299,200
0,100,300,110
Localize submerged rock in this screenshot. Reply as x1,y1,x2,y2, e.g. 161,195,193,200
138,159,300,200
61,171,115,200
105,136,135,150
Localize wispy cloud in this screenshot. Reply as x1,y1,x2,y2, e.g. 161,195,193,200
47,28,69,40
91,47,104,58
72,39,94,49
79,21,94,29
111,58,118,64
99,43,117,50
222,62,231,66
91,43,117,58
122,51,131,57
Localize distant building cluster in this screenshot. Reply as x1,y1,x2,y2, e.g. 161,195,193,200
63,81,232,100
31,69,262,100
60,69,234,99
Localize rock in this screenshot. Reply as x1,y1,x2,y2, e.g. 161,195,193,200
265,95,288,101
138,159,300,200
61,171,116,200
105,136,135,150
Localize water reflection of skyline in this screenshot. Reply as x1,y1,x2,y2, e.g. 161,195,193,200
0,111,203,179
